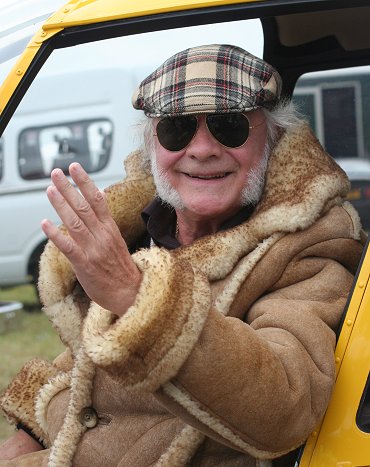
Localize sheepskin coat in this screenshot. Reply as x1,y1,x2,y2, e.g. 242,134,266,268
0,124,365,467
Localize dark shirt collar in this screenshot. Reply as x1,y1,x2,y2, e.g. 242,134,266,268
141,198,255,250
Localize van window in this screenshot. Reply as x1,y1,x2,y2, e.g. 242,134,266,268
293,67,370,159
18,119,113,180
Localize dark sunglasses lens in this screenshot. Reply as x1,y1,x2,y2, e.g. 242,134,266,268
207,113,249,147
156,116,198,151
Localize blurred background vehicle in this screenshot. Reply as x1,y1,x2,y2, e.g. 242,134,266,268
292,66,370,232
336,158,370,231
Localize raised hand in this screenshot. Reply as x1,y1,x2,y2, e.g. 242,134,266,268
41,163,141,317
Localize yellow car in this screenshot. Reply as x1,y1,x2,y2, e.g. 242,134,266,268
1,1,369,465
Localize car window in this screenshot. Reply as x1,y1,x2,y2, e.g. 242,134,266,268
0,19,263,186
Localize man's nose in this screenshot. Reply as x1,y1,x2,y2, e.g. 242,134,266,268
186,116,220,159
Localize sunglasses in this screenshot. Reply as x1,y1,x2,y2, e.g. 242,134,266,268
154,113,264,152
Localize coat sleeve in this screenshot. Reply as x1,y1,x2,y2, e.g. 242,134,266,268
0,359,59,446
0,350,73,447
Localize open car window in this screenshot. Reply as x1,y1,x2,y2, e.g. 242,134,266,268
0,19,263,185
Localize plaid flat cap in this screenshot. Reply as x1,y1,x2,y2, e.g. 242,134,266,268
132,44,282,117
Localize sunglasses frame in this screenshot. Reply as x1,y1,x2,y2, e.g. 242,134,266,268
154,113,265,152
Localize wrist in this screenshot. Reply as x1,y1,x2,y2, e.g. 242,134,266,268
0,428,44,460
16,423,45,449
109,271,142,317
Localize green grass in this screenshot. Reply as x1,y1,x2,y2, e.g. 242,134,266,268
0,285,65,442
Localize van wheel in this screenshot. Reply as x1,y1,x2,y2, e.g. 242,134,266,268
28,242,47,310
25,264,42,311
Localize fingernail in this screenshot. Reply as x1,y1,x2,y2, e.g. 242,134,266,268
70,162,81,173
41,219,51,228
53,169,64,180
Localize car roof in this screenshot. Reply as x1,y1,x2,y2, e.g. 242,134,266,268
42,0,259,29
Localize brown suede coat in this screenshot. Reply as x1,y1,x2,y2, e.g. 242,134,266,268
0,124,365,467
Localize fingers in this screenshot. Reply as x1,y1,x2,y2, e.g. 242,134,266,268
42,164,139,314
46,182,96,248
46,162,124,252
66,163,112,222
49,163,112,235
41,218,83,264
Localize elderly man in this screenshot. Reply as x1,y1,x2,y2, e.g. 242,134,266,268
0,44,365,467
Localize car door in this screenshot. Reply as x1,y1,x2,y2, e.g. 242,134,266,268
1,1,370,465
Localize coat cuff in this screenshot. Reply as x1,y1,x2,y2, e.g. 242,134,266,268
82,247,211,391
0,359,59,446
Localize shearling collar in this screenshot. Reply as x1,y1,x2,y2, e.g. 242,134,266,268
172,123,350,280
38,122,349,308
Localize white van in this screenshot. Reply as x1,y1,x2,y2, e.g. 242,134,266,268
0,3,262,289
0,65,139,287
0,21,153,288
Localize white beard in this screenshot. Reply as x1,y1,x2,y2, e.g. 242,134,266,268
150,145,270,210
151,156,185,210
240,145,269,206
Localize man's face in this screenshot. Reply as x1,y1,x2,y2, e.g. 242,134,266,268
152,109,268,221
